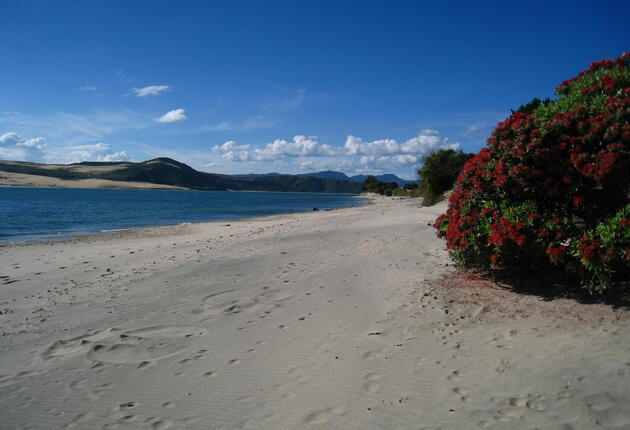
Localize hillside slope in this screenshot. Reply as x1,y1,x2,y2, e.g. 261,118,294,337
0,158,362,194
238,170,415,186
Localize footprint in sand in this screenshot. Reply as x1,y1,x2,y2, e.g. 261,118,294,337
42,328,120,359
446,370,461,381
303,407,347,425
453,387,471,403
583,392,630,427
63,412,94,429
364,373,382,394
489,394,548,423
88,342,184,364
43,325,208,364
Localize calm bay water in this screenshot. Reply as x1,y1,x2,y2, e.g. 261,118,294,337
0,187,366,243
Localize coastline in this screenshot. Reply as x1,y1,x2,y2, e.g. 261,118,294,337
0,190,368,245
1,197,628,429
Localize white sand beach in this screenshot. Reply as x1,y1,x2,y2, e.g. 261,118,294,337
0,171,186,190
1,197,628,429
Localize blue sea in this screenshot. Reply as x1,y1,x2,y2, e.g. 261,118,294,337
0,187,366,243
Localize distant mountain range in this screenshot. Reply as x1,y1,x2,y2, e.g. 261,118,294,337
0,158,363,194
236,170,416,187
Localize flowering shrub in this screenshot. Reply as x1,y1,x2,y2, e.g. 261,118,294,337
434,53,630,293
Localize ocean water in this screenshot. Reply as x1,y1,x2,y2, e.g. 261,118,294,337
0,187,366,243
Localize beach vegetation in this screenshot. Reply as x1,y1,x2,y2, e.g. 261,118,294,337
418,149,474,206
434,53,630,294
511,97,552,115
361,176,399,195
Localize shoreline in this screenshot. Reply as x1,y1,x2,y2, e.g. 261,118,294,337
1,197,628,429
0,191,369,246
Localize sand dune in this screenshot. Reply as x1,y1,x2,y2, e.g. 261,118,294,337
0,171,186,189
0,197,628,429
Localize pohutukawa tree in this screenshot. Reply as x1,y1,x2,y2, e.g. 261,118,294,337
434,53,630,293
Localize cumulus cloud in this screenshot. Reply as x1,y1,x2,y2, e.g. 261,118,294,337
134,85,170,97
214,135,337,162
345,129,457,156
341,129,459,173
0,132,47,161
0,132,45,149
0,132,130,164
211,129,459,178
260,136,336,158
157,108,186,123
212,140,252,161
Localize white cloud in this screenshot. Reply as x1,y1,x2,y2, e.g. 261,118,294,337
210,129,458,179
0,132,45,149
259,135,336,159
299,161,314,170
214,135,337,162
0,132,47,161
345,136,398,155
212,140,251,161
134,85,171,97
79,86,98,92
157,108,186,123
0,132,130,164
95,151,130,162
345,129,457,156
215,140,251,152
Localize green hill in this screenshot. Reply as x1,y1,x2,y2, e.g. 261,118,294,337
0,158,362,194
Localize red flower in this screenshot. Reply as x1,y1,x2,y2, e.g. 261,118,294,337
547,246,567,264
572,197,584,207
490,254,500,264
578,237,601,261
602,249,617,263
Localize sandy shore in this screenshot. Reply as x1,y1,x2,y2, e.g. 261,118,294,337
1,198,629,429
0,171,186,189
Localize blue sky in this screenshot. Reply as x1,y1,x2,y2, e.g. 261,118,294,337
1,1,628,179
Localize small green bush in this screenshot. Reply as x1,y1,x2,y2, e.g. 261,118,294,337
361,176,399,195
434,53,630,294
418,149,474,205
392,187,422,198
